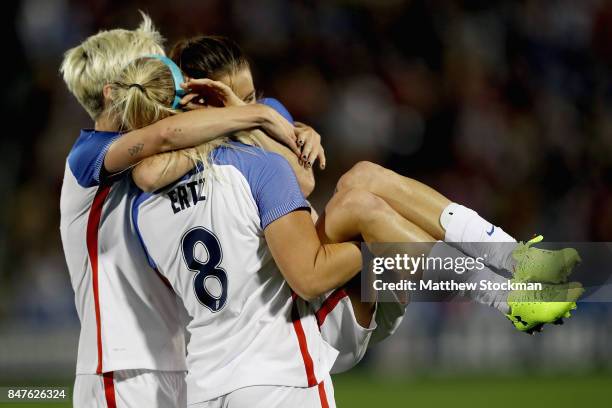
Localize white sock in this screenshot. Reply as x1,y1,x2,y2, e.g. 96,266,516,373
440,203,518,273
423,241,510,314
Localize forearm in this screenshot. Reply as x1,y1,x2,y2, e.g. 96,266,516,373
105,105,269,174
132,150,195,192
132,126,308,193
305,242,362,300
158,105,269,151
282,241,362,301
266,211,362,301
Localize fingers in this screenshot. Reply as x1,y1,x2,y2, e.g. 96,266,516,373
305,140,322,167
181,78,215,90
179,93,205,110
296,131,306,148
210,80,233,94
180,93,199,105
317,147,326,170
182,78,230,95
295,125,323,169
267,108,300,155
182,79,244,107
181,79,223,101
303,147,321,169
301,138,314,167
286,127,300,156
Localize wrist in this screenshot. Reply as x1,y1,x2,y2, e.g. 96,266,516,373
253,104,273,128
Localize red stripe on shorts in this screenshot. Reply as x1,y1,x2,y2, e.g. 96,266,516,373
315,288,348,328
291,298,318,387
102,372,117,408
317,380,330,408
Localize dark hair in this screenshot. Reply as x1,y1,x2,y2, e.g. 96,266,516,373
169,35,249,80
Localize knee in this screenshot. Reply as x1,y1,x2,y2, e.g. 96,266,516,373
326,188,390,225
336,161,385,192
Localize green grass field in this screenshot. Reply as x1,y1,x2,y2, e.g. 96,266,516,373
333,373,612,408
4,373,611,407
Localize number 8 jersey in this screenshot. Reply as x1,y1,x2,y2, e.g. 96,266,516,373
132,142,339,405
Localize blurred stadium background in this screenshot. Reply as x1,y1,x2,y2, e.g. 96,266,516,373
1,0,612,406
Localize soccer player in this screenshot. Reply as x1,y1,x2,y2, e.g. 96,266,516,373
59,14,309,407
166,35,584,334
151,36,406,372
119,54,402,408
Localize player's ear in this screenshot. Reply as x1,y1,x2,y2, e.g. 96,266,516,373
102,84,113,101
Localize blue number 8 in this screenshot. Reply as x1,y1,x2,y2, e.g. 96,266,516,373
181,226,228,312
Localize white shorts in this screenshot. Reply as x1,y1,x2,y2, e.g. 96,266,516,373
73,369,186,408
314,290,377,374
190,374,335,408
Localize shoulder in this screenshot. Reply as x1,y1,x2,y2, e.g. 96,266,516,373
211,141,291,177
67,129,121,188
68,129,120,158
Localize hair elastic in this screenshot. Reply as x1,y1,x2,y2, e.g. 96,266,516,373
146,54,186,109
128,83,145,92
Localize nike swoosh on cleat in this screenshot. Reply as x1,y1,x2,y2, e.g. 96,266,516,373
486,225,495,236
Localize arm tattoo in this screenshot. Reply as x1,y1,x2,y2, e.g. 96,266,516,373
128,143,144,156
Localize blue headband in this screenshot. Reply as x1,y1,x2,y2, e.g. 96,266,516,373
146,54,186,109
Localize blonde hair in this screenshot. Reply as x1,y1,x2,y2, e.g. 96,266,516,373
60,12,165,120
109,57,255,173
109,57,176,130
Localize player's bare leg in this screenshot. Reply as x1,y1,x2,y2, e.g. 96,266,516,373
336,161,580,284
318,188,435,245
316,188,505,314
315,189,510,323
336,161,449,239
316,188,583,334
315,188,433,327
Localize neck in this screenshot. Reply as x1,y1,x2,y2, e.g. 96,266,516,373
94,111,117,132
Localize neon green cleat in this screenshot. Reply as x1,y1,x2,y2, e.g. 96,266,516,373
505,281,584,334
512,235,581,284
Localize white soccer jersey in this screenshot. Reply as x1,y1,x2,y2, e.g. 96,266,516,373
132,142,338,404
60,129,187,375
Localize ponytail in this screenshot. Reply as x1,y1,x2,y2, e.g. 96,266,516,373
109,57,176,131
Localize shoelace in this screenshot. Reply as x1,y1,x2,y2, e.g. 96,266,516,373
526,234,544,246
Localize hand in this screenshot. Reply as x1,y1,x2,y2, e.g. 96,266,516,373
180,78,245,108
260,105,300,156
294,122,326,170
179,92,210,111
